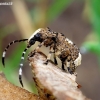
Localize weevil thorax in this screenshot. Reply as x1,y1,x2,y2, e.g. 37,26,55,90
28,27,52,41
27,28,46,46
28,28,42,42
28,27,56,46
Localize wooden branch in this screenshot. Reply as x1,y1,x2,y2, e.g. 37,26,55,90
28,51,91,100
0,72,43,100
0,51,91,100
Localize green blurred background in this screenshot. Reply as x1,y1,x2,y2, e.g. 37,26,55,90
0,0,100,100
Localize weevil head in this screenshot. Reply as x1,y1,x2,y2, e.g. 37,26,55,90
28,27,52,46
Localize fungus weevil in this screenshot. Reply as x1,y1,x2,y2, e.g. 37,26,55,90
2,27,82,87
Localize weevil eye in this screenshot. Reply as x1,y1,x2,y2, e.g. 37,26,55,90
29,33,42,45
34,33,42,42
34,33,41,38
29,39,35,45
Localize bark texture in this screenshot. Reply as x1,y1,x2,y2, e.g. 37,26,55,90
0,72,43,100
28,51,91,100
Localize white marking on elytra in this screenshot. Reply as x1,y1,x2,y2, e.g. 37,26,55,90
28,28,42,41
19,68,22,75
65,38,73,44
2,51,6,57
74,52,82,67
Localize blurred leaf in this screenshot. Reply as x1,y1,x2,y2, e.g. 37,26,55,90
30,0,73,25
0,24,17,38
98,56,100,67
0,40,2,58
47,0,73,22
9,43,26,69
25,0,40,3
82,41,100,55
89,0,100,40
30,7,39,25
0,24,17,58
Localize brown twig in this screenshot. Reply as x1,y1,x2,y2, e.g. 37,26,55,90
0,72,43,100
28,51,91,100
0,51,91,100
11,0,35,38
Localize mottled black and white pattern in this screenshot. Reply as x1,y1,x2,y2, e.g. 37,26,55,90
2,27,82,87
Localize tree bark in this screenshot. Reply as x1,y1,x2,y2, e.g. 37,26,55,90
0,72,43,100
28,51,91,100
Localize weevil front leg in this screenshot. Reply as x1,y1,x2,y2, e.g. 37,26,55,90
34,42,44,52
61,61,65,70
67,60,75,74
53,45,58,65
44,47,54,65
53,34,58,65
28,42,44,58
54,53,58,65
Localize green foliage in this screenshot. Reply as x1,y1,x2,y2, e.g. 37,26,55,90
83,41,100,55
81,0,100,67
30,0,73,24
90,0,100,40
47,0,73,22
0,24,17,38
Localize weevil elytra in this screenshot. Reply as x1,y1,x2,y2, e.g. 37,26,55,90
2,27,81,87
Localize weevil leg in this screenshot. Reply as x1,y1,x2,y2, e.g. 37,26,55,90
67,67,73,74
61,61,65,70
66,61,70,73
44,53,51,64
67,61,75,74
54,54,58,65
34,42,44,52
53,47,58,65
28,41,46,58
52,32,58,65
44,47,54,65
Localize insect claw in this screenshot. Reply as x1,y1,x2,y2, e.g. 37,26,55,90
44,60,49,65
67,67,74,74
28,51,35,57
62,62,65,70
44,62,48,65
54,58,58,65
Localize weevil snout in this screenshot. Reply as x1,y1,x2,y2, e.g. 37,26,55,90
28,33,43,46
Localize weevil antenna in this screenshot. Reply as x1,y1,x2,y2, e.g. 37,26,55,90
2,39,28,67
19,45,31,87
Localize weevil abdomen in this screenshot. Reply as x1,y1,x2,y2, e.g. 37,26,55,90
53,33,81,73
